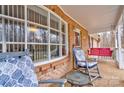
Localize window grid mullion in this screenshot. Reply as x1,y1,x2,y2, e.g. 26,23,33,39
48,12,51,61
59,20,62,57
25,5,27,49
1,5,68,64
2,5,6,52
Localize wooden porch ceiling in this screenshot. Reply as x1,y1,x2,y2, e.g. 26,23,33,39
60,5,124,33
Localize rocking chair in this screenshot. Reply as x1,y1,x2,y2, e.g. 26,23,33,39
73,47,101,85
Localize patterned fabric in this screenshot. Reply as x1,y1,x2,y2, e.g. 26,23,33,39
74,49,86,61
73,48,97,68
0,55,38,87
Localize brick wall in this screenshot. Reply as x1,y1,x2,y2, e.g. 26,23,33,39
35,5,90,87
35,57,70,87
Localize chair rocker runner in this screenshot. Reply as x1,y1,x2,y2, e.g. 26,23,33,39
73,48,101,85
0,50,66,87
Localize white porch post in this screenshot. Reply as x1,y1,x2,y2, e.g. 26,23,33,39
117,25,124,69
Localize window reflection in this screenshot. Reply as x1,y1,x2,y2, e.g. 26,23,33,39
51,45,60,59
6,44,25,52
0,5,67,62
0,31,2,41
28,44,48,62
4,5,8,15
0,18,2,41
27,6,48,26
0,44,2,53
28,24,48,43
62,34,65,44
0,5,1,14
75,32,80,46
5,19,25,42
3,5,25,19
61,22,66,33
50,14,59,30
50,30,60,43
62,45,66,56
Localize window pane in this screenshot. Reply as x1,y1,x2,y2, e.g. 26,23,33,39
51,45,60,59
50,14,59,30
41,15,47,26
50,30,60,43
0,44,2,53
62,45,66,56
28,24,48,43
9,5,13,17
62,34,65,44
61,22,66,33
27,6,48,26
18,22,25,42
6,44,25,52
14,5,17,18
28,44,48,62
18,5,24,19
0,5,2,14
5,19,25,42
4,5,8,15
0,18,2,41
75,32,80,46
18,5,21,19
0,31,2,42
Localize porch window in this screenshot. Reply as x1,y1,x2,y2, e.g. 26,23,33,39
0,5,68,64
0,18,2,41
0,5,1,14
51,45,60,59
74,31,80,47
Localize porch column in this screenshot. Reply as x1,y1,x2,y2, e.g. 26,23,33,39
117,25,124,69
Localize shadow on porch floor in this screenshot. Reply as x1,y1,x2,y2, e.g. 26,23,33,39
93,61,124,87
51,61,124,87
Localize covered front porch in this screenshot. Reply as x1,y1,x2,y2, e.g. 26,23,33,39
47,5,124,87
0,5,124,87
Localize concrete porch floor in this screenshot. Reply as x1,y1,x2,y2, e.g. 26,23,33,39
50,61,124,87
64,61,124,87
93,61,124,87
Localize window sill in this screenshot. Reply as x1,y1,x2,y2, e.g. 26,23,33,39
34,55,68,67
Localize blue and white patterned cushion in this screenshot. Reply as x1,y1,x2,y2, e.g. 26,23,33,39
0,55,38,87
75,50,86,61
78,62,97,68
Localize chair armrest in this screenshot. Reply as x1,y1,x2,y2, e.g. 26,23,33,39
38,79,67,87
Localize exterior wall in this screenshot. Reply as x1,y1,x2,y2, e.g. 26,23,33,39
35,5,89,86
36,56,70,87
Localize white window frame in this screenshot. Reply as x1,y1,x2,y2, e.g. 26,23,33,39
0,5,68,66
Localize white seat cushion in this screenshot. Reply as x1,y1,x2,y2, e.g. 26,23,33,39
78,62,97,68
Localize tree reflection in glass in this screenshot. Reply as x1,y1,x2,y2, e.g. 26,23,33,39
50,45,60,59
50,30,60,43
0,18,2,41
28,25,48,43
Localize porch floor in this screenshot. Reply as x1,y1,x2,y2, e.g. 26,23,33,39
65,61,124,87
93,61,124,87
